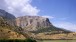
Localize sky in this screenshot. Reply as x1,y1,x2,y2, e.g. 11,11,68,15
0,0,76,32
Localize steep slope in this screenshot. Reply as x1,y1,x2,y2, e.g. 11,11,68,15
0,17,26,39
0,9,15,19
0,9,16,26
0,9,34,39
16,16,71,33
0,9,29,39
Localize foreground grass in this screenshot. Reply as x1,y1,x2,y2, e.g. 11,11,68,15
0,39,37,42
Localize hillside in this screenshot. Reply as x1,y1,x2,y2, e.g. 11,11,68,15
0,9,16,26
0,16,26,39
34,32,76,40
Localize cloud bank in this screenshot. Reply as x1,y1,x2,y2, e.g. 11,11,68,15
4,0,40,17
0,0,52,18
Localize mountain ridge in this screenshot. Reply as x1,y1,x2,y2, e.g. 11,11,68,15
16,16,71,33
0,9,74,40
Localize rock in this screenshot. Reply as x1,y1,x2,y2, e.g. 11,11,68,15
16,16,53,31
16,16,71,33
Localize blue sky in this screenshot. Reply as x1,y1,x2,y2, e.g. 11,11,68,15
32,0,76,23
31,0,76,32
0,0,76,32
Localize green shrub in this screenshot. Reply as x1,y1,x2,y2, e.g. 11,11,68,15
0,39,37,42
25,38,36,42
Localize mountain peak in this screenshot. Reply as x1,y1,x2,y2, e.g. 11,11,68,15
0,9,16,19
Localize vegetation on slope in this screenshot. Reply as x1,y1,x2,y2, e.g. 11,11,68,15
31,26,71,34
0,16,37,42
0,39,36,42
0,17,26,39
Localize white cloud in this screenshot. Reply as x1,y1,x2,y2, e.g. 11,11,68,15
4,0,40,17
42,16,54,19
53,22,76,32
21,4,40,16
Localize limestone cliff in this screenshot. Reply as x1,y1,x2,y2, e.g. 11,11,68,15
16,16,53,31
16,16,71,33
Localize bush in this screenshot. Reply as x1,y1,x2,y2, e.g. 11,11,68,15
25,38,36,42
0,39,37,42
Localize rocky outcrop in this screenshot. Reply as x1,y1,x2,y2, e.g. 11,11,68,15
16,16,71,33
16,16,53,31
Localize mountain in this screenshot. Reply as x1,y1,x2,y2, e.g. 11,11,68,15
0,9,71,34
0,9,73,40
0,9,27,39
0,9,15,19
16,16,52,31
16,16,71,33
0,9,16,26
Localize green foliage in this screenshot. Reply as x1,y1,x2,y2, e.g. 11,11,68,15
0,39,37,42
25,38,36,42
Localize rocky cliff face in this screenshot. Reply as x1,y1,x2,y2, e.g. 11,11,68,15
16,16,53,31
0,9,16,26
16,16,71,33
